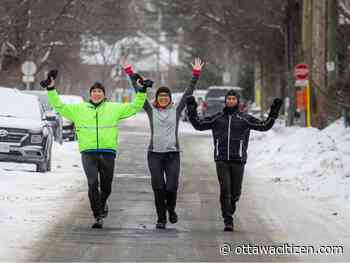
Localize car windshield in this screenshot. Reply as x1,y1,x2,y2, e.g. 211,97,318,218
0,93,42,120
22,90,53,112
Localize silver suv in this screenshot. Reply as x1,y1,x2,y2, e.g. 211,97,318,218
0,90,54,172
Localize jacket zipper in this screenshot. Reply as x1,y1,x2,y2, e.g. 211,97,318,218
239,140,243,157
227,115,232,160
95,111,99,149
216,139,219,157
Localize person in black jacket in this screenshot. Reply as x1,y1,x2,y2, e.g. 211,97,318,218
186,90,282,231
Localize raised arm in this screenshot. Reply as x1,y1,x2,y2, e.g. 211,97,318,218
123,63,153,115
41,71,78,121
239,98,283,131
177,58,204,113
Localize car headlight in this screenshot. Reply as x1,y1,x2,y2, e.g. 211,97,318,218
31,134,43,144
62,118,72,126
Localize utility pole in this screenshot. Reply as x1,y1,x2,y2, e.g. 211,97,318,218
327,0,337,84
285,0,299,126
312,0,327,129
302,0,313,127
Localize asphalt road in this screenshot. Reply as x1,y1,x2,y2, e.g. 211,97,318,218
28,115,348,262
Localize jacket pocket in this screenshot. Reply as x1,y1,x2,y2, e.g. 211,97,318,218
229,139,244,159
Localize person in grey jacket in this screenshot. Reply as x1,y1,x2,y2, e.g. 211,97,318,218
124,58,204,229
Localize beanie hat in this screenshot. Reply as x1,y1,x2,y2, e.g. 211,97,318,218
90,82,105,94
225,90,240,105
156,86,172,100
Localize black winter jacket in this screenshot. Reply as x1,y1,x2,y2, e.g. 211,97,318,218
188,107,276,163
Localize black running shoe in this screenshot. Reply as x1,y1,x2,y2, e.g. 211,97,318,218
156,222,166,229
168,210,178,224
224,223,233,232
92,217,104,229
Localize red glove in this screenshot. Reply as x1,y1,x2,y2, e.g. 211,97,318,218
192,68,201,78
123,64,134,76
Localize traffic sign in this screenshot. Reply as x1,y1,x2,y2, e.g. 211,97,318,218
294,63,309,80
21,61,37,75
22,75,35,83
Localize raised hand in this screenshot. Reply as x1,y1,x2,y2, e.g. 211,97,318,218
40,70,58,89
191,58,204,78
191,58,204,71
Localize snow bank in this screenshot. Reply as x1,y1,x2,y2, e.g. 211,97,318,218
248,119,350,209
0,141,85,260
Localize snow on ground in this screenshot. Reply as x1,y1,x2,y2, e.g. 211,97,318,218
0,141,85,261
248,118,350,213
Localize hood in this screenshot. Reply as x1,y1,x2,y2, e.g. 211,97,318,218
0,116,44,131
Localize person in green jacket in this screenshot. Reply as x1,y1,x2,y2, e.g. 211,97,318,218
40,70,149,229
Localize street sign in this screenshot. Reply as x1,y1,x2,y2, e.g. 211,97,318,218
22,75,34,83
295,79,308,87
21,61,37,76
294,63,309,81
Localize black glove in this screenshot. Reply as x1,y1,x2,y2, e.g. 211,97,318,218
138,79,154,93
269,98,283,119
40,70,58,89
143,79,154,88
131,73,143,84
131,73,153,93
186,96,198,112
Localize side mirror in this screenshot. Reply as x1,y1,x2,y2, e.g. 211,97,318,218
43,111,57,121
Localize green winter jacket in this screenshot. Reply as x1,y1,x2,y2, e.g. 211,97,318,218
47,89,146,153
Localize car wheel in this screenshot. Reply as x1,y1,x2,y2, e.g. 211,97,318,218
37,141,52,173
47,154,52,172
36,161,48,173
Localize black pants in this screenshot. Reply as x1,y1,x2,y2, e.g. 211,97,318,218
216,161,245,225
81,153,115,219
147,151,180,223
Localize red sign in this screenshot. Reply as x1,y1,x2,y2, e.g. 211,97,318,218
294,63,309,80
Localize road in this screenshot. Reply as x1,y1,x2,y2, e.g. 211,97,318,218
27,114,348,262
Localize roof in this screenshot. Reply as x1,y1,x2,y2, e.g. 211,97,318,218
80,32,180,72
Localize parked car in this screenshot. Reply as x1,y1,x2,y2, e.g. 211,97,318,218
22,90,63,144
203,86,243,116
0,86,20,93
0,91,54,172
182,89,208,121
59,95,84,141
